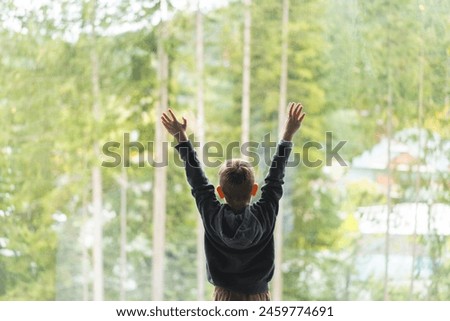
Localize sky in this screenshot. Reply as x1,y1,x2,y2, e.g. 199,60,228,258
4,0,231,41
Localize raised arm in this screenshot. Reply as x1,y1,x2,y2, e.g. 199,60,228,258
252,102,306,223
161,108,188,143
161,108,220,217
282,102,306,141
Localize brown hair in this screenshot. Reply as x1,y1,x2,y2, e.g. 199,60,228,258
218,159,255,209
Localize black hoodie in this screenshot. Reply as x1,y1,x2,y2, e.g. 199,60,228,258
175,140,292,294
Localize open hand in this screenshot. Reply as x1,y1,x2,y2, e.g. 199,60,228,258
282,102,306,141
161,109,188,142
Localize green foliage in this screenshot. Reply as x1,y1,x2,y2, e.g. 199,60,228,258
0,0,448,301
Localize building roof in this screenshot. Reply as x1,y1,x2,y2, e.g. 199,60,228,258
357,203,450,236
352,128,449,172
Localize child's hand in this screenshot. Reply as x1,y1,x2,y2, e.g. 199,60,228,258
282,102,306,141
161,108,188,142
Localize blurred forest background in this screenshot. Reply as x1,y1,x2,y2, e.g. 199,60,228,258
0,0,449,300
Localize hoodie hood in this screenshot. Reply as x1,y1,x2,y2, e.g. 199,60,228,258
214,205,264,250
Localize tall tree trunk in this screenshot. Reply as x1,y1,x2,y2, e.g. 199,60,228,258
273,0,289,301
409,17,425,299
383,69,393,301
151,0,168,301
120,167,128,301
241,0,251,147
90,0,104,301
277,0,289,139
81,190,90,300
446,53,449,110
195,1,206,301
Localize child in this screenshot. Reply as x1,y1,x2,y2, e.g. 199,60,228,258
161,102,306,301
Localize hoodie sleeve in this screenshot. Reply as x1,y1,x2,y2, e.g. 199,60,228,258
175,141,221,218
251,140,292,229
